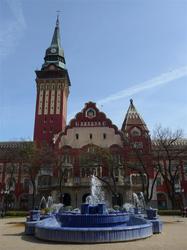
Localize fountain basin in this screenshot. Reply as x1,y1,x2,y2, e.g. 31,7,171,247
35,215,153,243
146,208,157,220
56,212,129,227
29,210,40,221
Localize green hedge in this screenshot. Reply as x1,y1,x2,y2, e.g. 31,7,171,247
5,211,28,217
158,210,181,216
3,209,182,217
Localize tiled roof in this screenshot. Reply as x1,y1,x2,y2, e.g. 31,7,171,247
121,99,149,132
0,141,33,151
152,139,187,147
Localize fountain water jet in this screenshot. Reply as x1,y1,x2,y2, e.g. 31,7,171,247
86,175,105,205
39,196,47,210
47,195,53,209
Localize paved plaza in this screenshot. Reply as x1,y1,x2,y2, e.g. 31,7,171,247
0,216,187,250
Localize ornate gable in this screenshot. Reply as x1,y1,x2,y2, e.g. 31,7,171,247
55,102,123,149
65,102,119,134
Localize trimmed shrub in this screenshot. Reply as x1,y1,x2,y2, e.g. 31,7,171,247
5,211,28,217
158,210,181,216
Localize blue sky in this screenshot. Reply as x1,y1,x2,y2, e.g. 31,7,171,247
0,0,187,141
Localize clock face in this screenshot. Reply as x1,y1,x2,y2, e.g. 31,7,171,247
51,48,57,53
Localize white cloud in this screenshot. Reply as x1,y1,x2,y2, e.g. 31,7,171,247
67,65,187,122
98,65,187,105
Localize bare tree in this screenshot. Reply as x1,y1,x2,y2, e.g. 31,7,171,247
153,125,187,209
52,146,75,203
54,154,69,199
0,146,22,211
121,131,158,205
126,146,159,205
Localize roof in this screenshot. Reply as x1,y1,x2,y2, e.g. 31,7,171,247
0,141,33,153
50,15,61,48
121,99,149,132
152,139,187,147
41,16,69,73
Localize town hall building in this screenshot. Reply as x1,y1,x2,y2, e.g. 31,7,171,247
0,17,187,210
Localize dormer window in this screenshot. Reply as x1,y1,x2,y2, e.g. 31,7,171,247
131,127,141,137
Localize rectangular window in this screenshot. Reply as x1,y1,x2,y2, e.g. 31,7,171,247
103,133,106,139
90,133,92,139
76,133,79,140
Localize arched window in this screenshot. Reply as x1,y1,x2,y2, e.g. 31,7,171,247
82,193,91,203
62,193,71,206
112,193,123,206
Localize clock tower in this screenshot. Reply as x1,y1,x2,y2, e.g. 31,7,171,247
34,16,70,145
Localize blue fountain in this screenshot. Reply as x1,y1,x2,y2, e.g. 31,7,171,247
25,176,162,243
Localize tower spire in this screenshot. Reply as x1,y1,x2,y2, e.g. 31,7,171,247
121,99,149,133
41,15,69,71
51,13,61,48
34,16,71,145
56,12,60,26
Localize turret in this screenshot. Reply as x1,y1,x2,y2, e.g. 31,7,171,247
33,16,70,145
